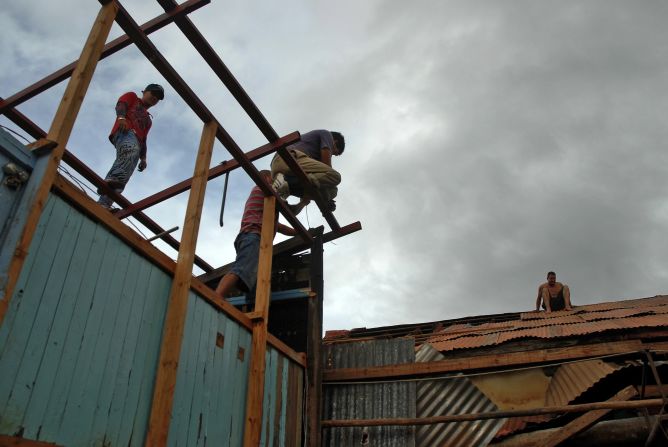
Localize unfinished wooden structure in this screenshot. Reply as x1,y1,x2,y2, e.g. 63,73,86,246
0,1,360,446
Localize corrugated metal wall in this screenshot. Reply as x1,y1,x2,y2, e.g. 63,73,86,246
0,192,304,446
322,338,416,447
415,344,505,447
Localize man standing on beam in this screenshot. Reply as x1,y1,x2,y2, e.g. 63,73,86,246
98,83,164,208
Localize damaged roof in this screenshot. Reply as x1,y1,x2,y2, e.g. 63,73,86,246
325,295,668,353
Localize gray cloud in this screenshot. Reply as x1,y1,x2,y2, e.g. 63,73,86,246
2,0,667,331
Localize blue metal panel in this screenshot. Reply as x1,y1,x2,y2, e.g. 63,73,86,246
0,193,172,446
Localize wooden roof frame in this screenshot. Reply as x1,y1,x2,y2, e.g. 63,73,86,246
0,0,361,272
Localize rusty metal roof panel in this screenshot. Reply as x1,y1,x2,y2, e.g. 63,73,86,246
322,338,416,447
415,344,506,447
545,359,619,406
429,313,668,352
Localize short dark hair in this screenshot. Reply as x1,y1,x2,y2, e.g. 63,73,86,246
547,271,556,278
332,131,345,154
260,169,271,179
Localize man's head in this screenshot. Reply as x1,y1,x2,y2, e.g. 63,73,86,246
260,169,272,182
332,131,345,155
547,271,556,286
142,83,164,107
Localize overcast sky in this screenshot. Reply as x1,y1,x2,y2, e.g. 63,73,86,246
2,1,667,332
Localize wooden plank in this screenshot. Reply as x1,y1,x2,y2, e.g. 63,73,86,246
186,300,216,446
306,235,324,447
275,356,287,447
87,251,143,442
4,204,82,434
0,196,55,354
204,311,227,445
323,340,644,382
127,265,172,447
216,315,242,443
0,435,61,446
0,1,118,325
103,258,153,446
231,328,252,445
166,294,201,446
37,223,112,441
543,386,638,447
70,242,133,445
146,120,216,447
57,233,128,439
243,196,276,447
21,210,97,438
0,197,70,421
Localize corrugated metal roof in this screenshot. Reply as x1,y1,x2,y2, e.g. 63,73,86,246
326,296,668,354
545,359,619,406
322,339,416,447
415,344,506,447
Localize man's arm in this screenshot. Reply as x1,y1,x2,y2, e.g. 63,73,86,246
277,223,296,236
535,286,543,311
320,148,332,167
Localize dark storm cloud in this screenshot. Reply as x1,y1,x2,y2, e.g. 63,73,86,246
2,1,667,331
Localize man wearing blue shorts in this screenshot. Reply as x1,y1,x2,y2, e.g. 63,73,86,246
215,170,296,300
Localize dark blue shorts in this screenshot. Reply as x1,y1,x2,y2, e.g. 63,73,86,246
230,232,260,292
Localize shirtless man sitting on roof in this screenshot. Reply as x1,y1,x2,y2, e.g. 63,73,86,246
536,271,573,312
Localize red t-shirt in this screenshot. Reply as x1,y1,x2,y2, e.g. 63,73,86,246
109,92,152,157
239,186,280,235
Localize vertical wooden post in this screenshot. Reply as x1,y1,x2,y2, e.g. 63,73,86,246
0,1,118,324
306,235,324,446
243,196,276,447
145,121,217,447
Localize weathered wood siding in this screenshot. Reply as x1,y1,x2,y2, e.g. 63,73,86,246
0,192,304,446
167,294,304,446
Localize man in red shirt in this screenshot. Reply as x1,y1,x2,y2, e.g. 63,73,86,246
215,170,297,300
536,271,573,312
98,84,164,208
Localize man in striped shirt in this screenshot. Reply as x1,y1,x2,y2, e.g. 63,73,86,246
215,170,297,300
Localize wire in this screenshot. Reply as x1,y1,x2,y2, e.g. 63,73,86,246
0,124,32,144
305,202,311,228
126,217,149,239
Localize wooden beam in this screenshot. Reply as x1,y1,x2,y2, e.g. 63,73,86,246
543,386,638,447
196,221,362,286
243,196,276,447
145,121,217,447
0,436,61,446
321,398,665,428
0,1,117,324
306,236,324,447
323,340,644,382
114,131,300,219
52,174,306,367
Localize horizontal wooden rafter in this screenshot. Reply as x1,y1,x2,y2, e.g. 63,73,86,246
323,339,645,382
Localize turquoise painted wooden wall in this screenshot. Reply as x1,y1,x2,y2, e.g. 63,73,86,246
0,193,304,446
167,293,303,447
